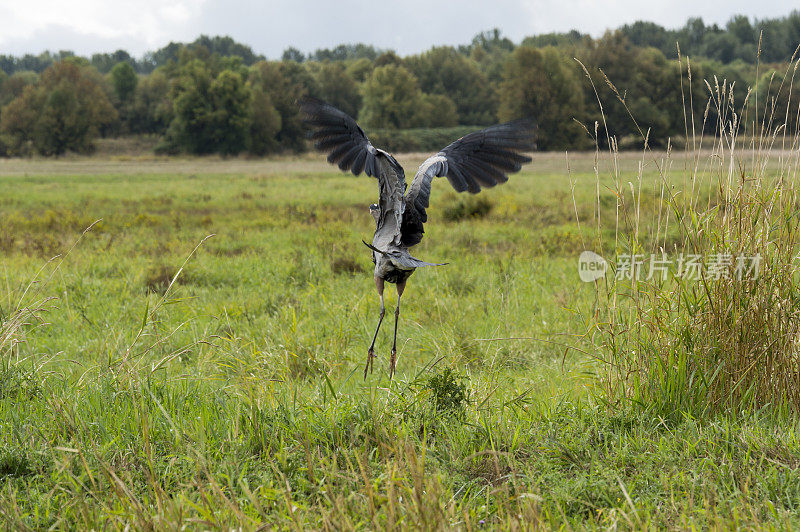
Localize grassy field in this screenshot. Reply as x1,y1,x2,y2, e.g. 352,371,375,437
3,149,800,529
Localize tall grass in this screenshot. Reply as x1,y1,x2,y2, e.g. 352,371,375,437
583,44,800,417
1,222,101,397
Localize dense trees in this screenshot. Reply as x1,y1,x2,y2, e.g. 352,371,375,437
166,61,252,154
110,62,137,103
619,11,800,63
361,64,427,129
405,47,496,125
0,11,799,156
247,90,282,155
311,62,361,118
249,61,316,152
127,70,171,134
498,46,587,150
110,61,138,132
0,61,116,155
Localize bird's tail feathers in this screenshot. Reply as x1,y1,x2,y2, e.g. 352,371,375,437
411,258,448,268
362,240,447,268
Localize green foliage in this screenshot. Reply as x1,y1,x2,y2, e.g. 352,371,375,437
727,14,757,45
209,70,252,155
157,55,283,155
360,64,424,129
499,46,588,150
128,69,172,134
345,57,373,83
109,62,138,133
467,28,515,53
415,93,458,127
426,368,471,415
167,61,251,155
575,32,705,147
0,50,74,75
462,29,515,83
617,11,800,62
754,66,800,135
311,61,361,118
586,67,800,419
308,43,380,62
110,61,137,103
91,50,134,74
281,46,305,63
0,70,39,152
192,35,263,65
522,30,588,48
405,46,497,125
620,21,675,56
145,35,264,73
373,51,402,67
247,90,282,155
250,60,316,152
0,62,116,155
0,71,38,108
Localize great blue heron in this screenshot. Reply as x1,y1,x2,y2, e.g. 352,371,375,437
301,99,535,379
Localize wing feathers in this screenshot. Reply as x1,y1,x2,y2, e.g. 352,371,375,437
301,98,382,178
446,166,470,193
401,119,535,247
350,149,367,175
337,143,363,171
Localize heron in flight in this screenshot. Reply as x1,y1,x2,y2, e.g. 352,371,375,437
301,99,535,379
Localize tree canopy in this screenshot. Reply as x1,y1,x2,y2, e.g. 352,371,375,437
0,61,116,155
0,11,799,156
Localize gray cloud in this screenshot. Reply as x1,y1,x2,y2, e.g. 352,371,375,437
0,24,154,56
0,0,797,58
192,0,533,57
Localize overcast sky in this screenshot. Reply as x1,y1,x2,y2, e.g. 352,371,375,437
0,0,797,59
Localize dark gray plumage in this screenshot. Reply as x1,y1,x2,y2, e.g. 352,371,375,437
301,98,535,378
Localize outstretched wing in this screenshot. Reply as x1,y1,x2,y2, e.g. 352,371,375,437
401,120,535,247
300,98,407,249
300,97,382,177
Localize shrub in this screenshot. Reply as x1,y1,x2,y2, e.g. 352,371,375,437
442,195,493,221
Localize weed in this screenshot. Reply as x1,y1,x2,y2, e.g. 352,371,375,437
426,367,471,415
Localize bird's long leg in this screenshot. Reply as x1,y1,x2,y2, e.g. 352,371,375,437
365,277,385,379
389,280,406,379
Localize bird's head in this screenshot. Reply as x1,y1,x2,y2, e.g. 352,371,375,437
369,203,380,225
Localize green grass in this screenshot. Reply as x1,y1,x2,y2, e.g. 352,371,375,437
2,151,800,529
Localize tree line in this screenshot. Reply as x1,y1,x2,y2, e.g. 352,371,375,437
1,11,799,156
